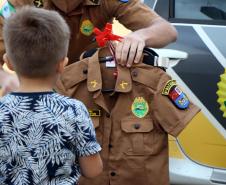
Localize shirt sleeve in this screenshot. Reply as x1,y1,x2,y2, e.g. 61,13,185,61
72,101,101,157
152,73,200,137
103,0,160,31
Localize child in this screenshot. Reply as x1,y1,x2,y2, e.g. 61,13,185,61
0,6,102,185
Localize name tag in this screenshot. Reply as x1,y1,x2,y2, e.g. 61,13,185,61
106,60,116,68
89,110,101,117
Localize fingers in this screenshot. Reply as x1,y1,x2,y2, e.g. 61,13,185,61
126,41,138,67
134,41,145,64
115,37,145,68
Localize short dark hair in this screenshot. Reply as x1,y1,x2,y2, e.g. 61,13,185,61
3,6,70,78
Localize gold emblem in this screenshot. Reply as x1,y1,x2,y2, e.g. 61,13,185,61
131,97,149,118
90,80,98,88
33,0,43,8
80,19,94,36
120,81,128,90
89,110,101,117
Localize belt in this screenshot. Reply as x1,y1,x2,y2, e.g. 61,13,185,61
82,47,170,69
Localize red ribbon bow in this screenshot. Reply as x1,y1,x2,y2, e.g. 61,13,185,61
93,23,123,47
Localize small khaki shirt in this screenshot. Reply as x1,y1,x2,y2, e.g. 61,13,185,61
0,0,159,64
55,48,200,185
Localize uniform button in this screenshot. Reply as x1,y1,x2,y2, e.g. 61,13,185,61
106,113,110,118
109,144,113,148
132,70,138,77
83,69,88,74
111,172,116,176
134,123,140,129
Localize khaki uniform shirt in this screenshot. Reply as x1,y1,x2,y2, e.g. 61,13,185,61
55,49,200,185
0,0,159,64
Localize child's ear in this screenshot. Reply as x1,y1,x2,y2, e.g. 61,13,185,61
3,53,14,71
57,57,68,73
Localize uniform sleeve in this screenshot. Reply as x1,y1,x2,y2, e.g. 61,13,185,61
103,0,160,31
152,73,200,137
73,102,101,157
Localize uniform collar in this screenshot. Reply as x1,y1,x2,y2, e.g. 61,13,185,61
84,0,101,6
87,50,132,93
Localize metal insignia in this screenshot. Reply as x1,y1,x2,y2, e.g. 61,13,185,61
131,97,149,118
33,0,43,8
89,110,101,117
80,19,94,36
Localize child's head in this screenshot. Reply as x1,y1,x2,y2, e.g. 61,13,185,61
3,6,70,78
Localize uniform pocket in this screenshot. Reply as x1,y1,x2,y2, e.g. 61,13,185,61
91,117,102,146
121,117,157,155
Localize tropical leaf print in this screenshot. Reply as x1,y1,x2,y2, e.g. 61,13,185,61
0,92,101,184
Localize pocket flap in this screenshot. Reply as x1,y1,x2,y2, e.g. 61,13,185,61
121,118,154,133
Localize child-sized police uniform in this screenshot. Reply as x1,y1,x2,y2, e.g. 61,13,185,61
0,0,160,64
55,48,200,185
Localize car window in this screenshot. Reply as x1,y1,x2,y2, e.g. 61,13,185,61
174,0,226,21
144,0,156,9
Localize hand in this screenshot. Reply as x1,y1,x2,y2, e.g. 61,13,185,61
0,70,19,96
115,33,145,68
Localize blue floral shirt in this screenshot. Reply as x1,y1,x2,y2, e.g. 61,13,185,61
0,92,101,185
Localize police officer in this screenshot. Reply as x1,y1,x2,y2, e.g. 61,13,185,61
0,0,177,95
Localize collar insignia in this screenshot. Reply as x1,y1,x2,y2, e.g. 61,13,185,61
90,80,98,88
119,81,128,90
33,0,43,8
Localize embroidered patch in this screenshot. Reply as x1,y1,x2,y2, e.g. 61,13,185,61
131,97,149,118
0,0,15,19
162,80,190,109
89,110,101,117
162,80,177,95
33,0,43,8
80,19,94,36
169,86,190,109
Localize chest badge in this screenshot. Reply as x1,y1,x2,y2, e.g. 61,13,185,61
131,97,149,118
80,19,94,36
0,0,15,19
33,0,43,8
